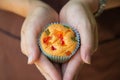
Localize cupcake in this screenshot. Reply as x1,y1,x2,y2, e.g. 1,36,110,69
38,23,80,63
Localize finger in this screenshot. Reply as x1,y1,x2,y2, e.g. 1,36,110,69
21,32,27,56
69,15,97,64
79,16,98,64
63,50,84,80
21,7,59,64
35,62,51,80
25,31,40,64
73,65,81,80
21,29,40,65
21,16,41,64
79,5,98,64
35,54,62,80
79,23,95,64
62,62,68,76
94,25,98,52
21,25,39,64
60,2,98,64
53,63,62,77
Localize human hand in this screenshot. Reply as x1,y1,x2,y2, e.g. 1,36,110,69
21,4,62,80
60,0,98,80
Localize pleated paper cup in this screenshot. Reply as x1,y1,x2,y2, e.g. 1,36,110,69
38,23,80,63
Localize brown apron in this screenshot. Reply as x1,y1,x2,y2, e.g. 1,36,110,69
0,1,120,79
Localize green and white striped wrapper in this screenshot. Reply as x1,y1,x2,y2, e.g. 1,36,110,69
38,23,81,63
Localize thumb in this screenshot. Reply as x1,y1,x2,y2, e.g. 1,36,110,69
80,22,98,64
80,45,93,64
21,26,40,64
35,54,62,80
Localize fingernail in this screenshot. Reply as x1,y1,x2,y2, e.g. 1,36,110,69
28,55,34,64
85,54,91,64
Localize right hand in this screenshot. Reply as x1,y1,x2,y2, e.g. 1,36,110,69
21,5,62,80
60,0,98,80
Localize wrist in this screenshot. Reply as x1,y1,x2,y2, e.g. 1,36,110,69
71,0,99,13
0,0,52,17
0,0,30,17
21,0,54,17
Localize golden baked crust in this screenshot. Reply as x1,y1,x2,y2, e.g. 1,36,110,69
39,24,77,56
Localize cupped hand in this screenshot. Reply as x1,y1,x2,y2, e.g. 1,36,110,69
60,0,98,80
21,4,62,80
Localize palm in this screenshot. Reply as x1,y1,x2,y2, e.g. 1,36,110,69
60,5,84,80
59,1,98,80
21,7,62,80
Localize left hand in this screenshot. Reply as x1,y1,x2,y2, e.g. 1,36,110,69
60,0,98,80
21,4,62,80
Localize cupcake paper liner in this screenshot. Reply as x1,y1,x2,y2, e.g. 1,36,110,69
38,23,81,63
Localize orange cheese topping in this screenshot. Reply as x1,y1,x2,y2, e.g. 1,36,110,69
40,24,77,56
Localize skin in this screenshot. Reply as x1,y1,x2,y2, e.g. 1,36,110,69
0,0,120,80
21,1,98,80
21,2,62,80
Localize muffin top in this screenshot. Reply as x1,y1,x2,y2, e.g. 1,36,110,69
39,23,78,56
